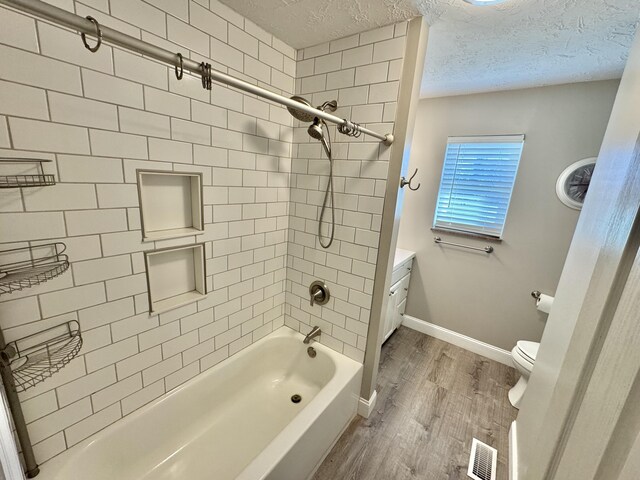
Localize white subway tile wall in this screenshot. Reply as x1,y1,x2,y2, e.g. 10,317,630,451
285,24,406,362
0,0,293,462
0,0,407,465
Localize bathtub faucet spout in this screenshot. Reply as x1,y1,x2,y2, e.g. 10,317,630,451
303,326,321,344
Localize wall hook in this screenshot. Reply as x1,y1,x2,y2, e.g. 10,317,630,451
400,168,420,191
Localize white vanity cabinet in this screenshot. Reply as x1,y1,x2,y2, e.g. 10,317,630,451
383,249,415,342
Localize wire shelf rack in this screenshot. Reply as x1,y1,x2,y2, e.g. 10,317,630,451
0,243,70,295
0,158,56,188
1,321,82,392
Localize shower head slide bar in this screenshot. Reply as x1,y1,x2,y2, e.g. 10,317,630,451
0,0,394,146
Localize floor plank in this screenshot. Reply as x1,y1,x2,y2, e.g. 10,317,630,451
313,326,518,480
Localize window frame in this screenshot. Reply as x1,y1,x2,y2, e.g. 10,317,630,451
432,134,525,240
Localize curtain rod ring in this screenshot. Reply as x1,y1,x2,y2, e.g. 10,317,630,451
200,62,207,89
175,53,183,80
200,62,212,90
80,16,102,53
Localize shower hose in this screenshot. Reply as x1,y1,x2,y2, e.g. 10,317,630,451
318,120,335,249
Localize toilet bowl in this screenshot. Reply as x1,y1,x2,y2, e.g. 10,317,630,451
508,340,539,409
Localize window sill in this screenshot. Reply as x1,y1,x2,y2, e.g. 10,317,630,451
431,227,503,243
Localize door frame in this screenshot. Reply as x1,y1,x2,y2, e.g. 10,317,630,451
513,29,640,480
360,16,429,403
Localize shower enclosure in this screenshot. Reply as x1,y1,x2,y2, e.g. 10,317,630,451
0,0,424,474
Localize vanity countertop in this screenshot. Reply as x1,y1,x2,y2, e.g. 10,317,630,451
393,248,415,270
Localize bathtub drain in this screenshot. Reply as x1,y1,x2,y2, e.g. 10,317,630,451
291,394,302,404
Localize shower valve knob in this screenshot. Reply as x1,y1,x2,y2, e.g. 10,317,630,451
309,281,330,307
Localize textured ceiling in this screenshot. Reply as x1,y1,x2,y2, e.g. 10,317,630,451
220,0,640,97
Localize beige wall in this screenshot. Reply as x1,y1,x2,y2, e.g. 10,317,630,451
396,80,619,350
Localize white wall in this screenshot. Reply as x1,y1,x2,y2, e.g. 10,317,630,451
0,0,294,463
396,80,619,350
619,431,640,480
285,25,407,362
0,0,416,465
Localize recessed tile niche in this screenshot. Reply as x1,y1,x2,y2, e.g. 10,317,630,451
144,243,207,314
136,170,204,241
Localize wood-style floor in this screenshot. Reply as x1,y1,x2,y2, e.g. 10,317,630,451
313,326,518,480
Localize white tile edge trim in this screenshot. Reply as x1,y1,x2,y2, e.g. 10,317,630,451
357,389,377,418
402,315,513,366
509,420,518,480
0,388,23,480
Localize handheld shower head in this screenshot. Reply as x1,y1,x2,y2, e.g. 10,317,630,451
307,119,324,140
287,95,338,144
287,96,316,123
288,98,336,250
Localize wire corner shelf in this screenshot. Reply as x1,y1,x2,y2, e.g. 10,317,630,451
1,320,82,392
0,158,56,188
0,242,70,295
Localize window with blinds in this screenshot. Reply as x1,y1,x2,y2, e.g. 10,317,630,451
433,135,525,238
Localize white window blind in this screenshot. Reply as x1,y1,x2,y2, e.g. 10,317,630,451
433,135,524,238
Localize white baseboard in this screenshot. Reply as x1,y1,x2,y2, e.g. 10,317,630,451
509,420,518,480
402,315,512,366
357,390,377,418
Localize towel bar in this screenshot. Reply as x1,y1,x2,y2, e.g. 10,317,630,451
434,236,494,254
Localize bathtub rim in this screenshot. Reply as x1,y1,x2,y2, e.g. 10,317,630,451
35,325,362,480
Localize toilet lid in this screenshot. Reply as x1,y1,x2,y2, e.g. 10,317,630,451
517,341,539,362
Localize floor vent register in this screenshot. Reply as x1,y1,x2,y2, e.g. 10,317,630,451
467,438,497,480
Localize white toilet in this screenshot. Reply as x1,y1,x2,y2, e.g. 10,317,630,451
508,340,539,409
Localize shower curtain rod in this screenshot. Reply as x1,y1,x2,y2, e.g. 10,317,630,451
0,0,395,146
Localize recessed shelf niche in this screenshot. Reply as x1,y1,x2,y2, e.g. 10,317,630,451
144,243,207,315
137,170,204,242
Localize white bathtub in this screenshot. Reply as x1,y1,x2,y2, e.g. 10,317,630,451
38,327,363,480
